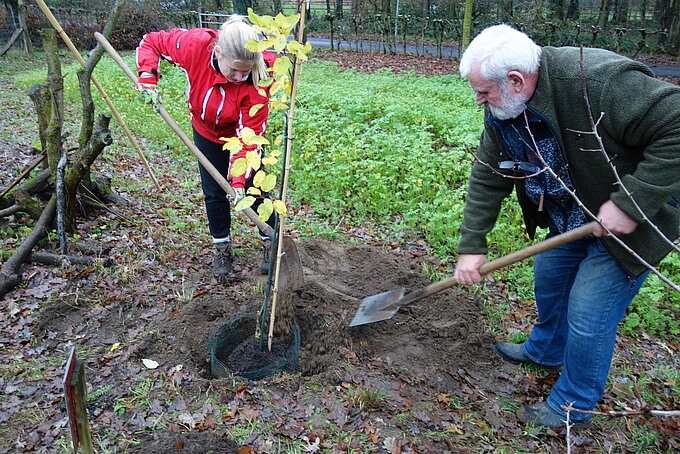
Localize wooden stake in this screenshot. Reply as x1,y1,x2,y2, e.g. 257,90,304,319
63,348,94,454
34,0,161,191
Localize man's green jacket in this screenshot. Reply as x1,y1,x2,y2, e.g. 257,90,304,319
458,46,680,277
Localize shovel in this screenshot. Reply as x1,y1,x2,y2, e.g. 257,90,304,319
94,32,304,294
349,221,596,327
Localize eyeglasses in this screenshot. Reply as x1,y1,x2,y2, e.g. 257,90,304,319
498,161,542,174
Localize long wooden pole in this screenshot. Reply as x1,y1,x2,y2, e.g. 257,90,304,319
268,2,309,351
94,32,275,237
34,0,161,191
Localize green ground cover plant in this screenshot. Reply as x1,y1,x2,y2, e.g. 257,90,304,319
13,50,677,340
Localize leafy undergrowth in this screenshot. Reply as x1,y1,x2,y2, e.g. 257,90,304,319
0,49,678,454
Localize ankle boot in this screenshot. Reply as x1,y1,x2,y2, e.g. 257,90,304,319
213,242,233,276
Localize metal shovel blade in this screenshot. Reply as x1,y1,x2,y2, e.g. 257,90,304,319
349,288,406,327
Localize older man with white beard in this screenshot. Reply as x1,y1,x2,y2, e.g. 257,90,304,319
453,24,680,429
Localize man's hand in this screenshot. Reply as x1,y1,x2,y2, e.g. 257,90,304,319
231,187,245,207
453,254,493,285
593,200,638,237
134,78,160,112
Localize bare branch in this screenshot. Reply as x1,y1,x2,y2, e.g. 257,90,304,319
562,404,680,418
577,47,680,255
520,111,680,292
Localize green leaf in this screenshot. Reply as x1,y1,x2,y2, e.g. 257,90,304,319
230,158,248,178
246,150,261,171
257,199,274,222
249,104,264,117
273,199,287,216
235,195,256,212
261,173,277,192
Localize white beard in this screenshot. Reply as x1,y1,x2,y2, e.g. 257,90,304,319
489,85,529,120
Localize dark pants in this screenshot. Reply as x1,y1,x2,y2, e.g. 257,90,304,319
193,129,276,241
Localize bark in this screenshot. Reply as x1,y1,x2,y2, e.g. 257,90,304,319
335,0,343,19
597,0,611,30
658,0,679,50
613,0,629,24
461,0,473,53
566,0,580,20
0,196,56,297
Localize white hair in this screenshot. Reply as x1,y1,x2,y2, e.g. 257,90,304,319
460,24,542,83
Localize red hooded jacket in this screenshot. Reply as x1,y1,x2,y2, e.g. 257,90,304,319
136,28,275,188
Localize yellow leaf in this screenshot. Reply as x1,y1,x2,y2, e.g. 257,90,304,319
246,150,261,171
269,149,283,157
234,196,255,212
273,56,292,76
240,127,256,143
274,135,283,145
258,77,274,87
247,187,262,196
258,88,267,97
273,199,287,216
287,40,302,54
270,80,283,96
270,100,287,111
253,170,266,188
274,34,287,53
249,104,264,117
245,37,275,53
261,174,277,192
257,199,274,222
110,342,121,352
262,156,278,166
230,158,248,178
222,137,243,154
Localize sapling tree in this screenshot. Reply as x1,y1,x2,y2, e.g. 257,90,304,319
224,8,311,223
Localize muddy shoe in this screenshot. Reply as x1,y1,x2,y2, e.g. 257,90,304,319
494,342,562,374
213,242,233,276
260,239,272,275
517,401,591,429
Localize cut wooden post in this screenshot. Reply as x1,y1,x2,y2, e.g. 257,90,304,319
63,348,94,454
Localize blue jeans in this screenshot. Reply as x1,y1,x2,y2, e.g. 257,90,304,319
522,237,648,420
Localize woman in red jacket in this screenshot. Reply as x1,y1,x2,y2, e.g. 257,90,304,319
135,16,276,278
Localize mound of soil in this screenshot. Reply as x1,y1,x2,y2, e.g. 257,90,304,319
108,237,510,451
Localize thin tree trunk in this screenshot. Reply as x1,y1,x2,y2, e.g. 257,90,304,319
598,0,611,30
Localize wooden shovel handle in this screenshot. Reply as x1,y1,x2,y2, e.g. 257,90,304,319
399,221,596,307
94,32,275,238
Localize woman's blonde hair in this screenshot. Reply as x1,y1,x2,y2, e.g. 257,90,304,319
215,15,267,85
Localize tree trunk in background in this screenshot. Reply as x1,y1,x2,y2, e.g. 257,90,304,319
566,0,580,20
422,0,429,18
613,0,629,23
551,0,565,20
351,0,360,15
658,0,679,51
335,0,343,19
461,0,473,53
598,0,611,29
